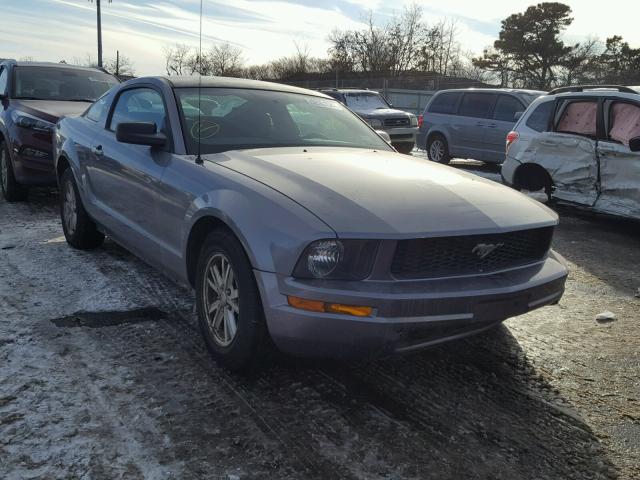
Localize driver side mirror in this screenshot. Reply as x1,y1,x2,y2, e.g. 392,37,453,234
630,136,640,152
116,122,166,147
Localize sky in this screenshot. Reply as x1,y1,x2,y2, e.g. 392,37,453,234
2,0,639,76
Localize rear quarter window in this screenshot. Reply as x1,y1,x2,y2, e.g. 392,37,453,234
525,101,554,132
427,92,462,115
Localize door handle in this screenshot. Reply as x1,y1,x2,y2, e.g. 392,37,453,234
475,122,486,127
91,145,104,156
487,123,497,128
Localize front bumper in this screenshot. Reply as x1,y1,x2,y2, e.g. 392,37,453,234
255,251,567,359
9,126,56,186
383,126,418,145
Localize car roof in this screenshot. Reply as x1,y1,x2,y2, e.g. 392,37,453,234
158,75,330,98
1,60,110,73
434,88,545,96
549,90,640,101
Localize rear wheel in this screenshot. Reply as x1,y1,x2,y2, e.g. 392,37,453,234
0,141,28,202
195,229,272,372
427,134,451,164
60,168,104,249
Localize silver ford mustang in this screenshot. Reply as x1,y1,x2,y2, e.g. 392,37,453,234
54,76,568,371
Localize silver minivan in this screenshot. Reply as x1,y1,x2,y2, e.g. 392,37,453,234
417,88,544,164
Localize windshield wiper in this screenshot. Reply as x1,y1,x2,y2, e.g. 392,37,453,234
64,98,95,102
14,96,45,100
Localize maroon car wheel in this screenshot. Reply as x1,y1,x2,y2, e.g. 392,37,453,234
0,141,28,202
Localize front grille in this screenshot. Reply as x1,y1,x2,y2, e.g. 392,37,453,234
391,227,553,279
384,117,410,127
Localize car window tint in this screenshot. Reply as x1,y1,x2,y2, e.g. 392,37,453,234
608,102,640,146
556,100,597,137
427,92,461,114
109,88,166,132
86,93,110,124
458,93,495,118
12,66,118,101
526,101,553,132
493,95,523,122
0,68,7,95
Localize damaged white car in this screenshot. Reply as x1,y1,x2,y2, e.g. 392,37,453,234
502,85,640,220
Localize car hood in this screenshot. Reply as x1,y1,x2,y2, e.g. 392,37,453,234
355,108,410,118
13,100,92,123
208,147,558,238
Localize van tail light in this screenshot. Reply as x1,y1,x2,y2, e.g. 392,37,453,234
506,131,519,152
418,114,424,128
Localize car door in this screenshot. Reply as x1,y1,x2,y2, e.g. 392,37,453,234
594,99,640,218
453,92,497,161
86,85,172,264
485,94,525,163
530,97,600,206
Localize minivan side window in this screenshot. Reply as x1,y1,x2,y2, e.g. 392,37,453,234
526,101,554,132
608,102,640,146
458,93,495,118
0,68,8,96
493,95,524,122
556,100,597,137
428,92,462,114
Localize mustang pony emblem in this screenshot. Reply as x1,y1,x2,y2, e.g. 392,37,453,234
472,243,504,259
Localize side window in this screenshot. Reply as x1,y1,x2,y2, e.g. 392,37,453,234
427,92,462,114
555,100,597,137
109,88,167,132
458,93,495,119
493,95,524,122
608,102,640,146
0,67,8,95
526,101,554,132
85,93,110,124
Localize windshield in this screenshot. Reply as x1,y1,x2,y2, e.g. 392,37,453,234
175,88,392,155
344,92,389,110
12,66,119,101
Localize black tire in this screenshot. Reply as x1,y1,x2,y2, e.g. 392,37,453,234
195,229,272,372
426,134,451,164
59,168,104,249
0,141,28,202
394,143,414,155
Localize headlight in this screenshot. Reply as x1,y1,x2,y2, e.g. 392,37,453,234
11,110,55,133
293,239,379,280
409,114,418,127
366,118,383,129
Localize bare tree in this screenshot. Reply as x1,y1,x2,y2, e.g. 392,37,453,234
209,43,244,76
163,44,195,76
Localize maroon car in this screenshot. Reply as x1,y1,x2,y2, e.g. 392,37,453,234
0,61,119,201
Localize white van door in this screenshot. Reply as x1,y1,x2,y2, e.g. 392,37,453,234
529,98,600,206
595,100,640,219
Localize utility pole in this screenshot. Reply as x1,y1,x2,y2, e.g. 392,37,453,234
90,0,112,68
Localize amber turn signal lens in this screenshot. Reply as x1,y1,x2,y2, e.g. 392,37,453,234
287,296,373,317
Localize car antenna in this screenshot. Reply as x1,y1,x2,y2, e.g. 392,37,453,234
195,0,204,165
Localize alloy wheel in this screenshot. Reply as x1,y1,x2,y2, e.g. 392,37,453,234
203,253,240,347
63,180,78,235
1,149,7,193
430,139,445,162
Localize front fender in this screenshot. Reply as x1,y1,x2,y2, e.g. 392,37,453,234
181,165,336,275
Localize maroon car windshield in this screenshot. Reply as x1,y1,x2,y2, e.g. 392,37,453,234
12,66,119,102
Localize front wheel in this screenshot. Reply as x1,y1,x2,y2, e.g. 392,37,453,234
59,169,105,249
427,135,451,164
195,229,271,372
0,141,28,202
394,143,414,155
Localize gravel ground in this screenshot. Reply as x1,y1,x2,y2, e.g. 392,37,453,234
0,160,638,479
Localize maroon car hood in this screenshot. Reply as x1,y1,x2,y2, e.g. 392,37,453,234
13,100,92,123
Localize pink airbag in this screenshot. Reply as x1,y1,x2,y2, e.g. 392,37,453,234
609,103,640,146
557,102,597,136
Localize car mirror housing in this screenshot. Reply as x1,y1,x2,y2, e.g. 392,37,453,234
629,136,640,152
116,122,166,147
